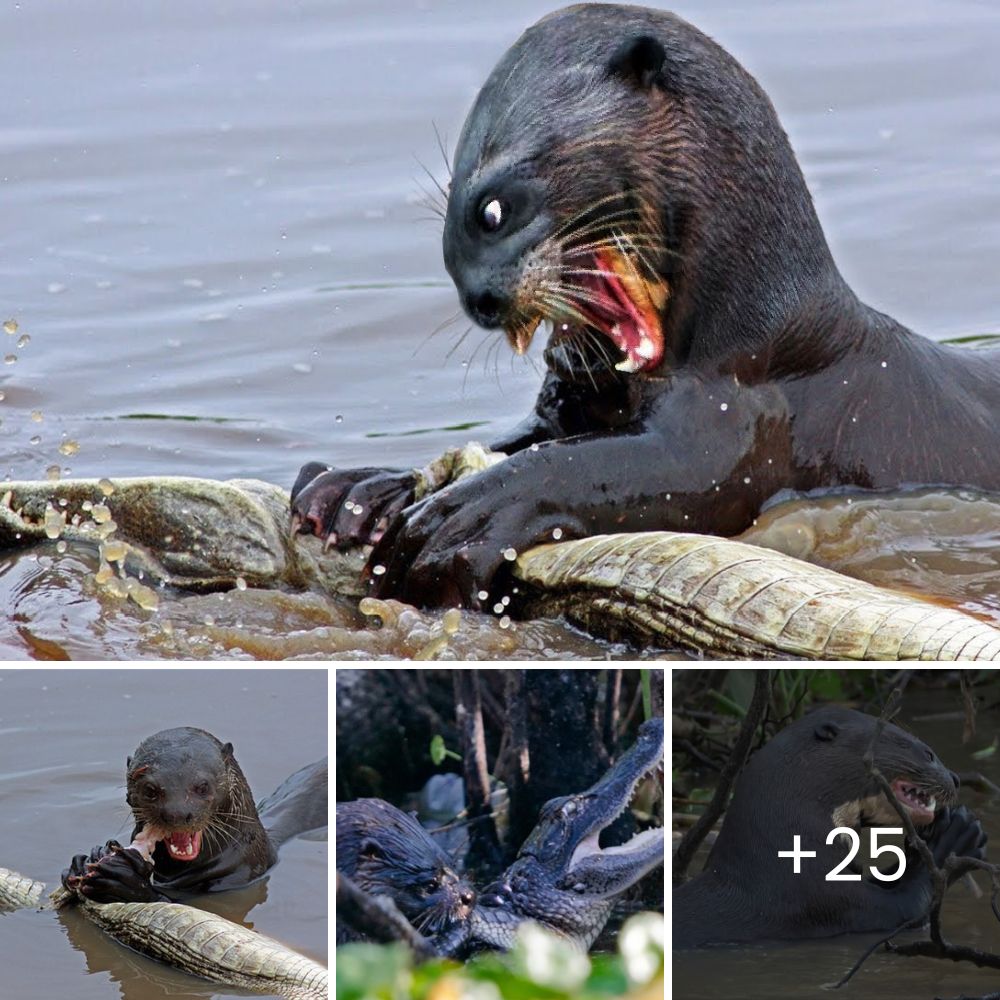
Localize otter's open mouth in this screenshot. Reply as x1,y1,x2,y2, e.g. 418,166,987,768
891,779,937,825
163,830,203,862
510,247,666,374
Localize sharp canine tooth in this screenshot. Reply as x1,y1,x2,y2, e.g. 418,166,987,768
615,355,641,373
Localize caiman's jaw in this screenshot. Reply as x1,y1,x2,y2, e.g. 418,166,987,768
468,718,663,953
527,716,663,880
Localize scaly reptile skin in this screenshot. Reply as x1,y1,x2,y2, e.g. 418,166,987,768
0,870,327,999
0,867,45,910
76,899,328,1000
517,532,1000,660
462,717,664,955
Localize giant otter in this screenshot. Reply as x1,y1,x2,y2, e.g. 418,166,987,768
336,797,475,948
291,4,1000,610
673,708,987,947
62,727,327,903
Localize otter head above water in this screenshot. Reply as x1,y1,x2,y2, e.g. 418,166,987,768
443,4,829,382
126,726,260,867
710,706,960,874
788,707,958,830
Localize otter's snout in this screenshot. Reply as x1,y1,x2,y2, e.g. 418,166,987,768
463,287,508,328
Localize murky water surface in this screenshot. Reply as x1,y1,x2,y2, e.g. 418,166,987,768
0,668,327,1000
2,1,998,657
672,690,1000,999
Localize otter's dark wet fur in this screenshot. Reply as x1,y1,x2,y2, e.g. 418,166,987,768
336,798,474,945
674,707,988,947
291,3,1000,611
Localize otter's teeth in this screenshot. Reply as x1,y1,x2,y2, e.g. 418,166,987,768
636,333,656,360
615,354,642,373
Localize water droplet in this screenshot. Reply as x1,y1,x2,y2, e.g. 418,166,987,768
372,564,386,576
335,415,344,424
477,589,489,601
98,478,115,496
30,410,43,423
499,615,511,629
45,465,61,481
3,319,17,335
47,282,66,294
880,361,887,368
16,335,29,349
102,539,128,563
720,402,728,412
743,476,751,484
552,527,563,540
236,576,247,591
502,547,517,561
56,540,67,554
4,355,17,365
59,439,79,456
493,602,504,614
29,434,41,445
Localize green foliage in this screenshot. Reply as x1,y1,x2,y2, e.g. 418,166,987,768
430,734,461,766
335,914,663,1000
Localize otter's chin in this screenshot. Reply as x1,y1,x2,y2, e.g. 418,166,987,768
542,324,630,386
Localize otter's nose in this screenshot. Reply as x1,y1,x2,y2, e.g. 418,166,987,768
465,288,506,328
161,809,195,826
459,887,475,906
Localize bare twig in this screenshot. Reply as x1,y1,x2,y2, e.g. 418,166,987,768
336,873,437,960
453,670,502,874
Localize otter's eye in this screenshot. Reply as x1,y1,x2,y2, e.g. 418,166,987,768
142,786,159,802
479,197,504,233
193,781,210,796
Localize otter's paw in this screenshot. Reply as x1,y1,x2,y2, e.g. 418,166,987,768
925,805,988,872
290,463,416,550
367,471,581,609
62,841,160,903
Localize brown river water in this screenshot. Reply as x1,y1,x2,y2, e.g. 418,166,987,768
1,0,999,658
672,680,1000,1000
0,668,327,1000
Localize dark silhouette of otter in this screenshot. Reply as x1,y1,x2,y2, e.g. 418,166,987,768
291,4,1000,610
674,708,987,947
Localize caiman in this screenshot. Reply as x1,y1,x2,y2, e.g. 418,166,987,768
461,715,664,954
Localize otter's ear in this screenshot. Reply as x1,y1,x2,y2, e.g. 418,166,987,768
607,35,666,90
221,742,234,758
126,754,133,769
814,721,840,742
359,838,385,861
